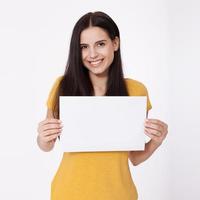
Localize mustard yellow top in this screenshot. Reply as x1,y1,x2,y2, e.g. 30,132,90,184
47,77,152,200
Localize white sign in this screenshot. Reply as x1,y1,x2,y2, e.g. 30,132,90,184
59,96,147,152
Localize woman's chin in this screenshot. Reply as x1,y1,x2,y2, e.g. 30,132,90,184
89,69,108,77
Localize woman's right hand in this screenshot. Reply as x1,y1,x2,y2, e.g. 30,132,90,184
37,118,63,151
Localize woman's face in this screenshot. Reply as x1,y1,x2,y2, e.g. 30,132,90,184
80,26,119,77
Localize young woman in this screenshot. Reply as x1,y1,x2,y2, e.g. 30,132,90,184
37,11,168,200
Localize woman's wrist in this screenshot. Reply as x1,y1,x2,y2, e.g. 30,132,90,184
146,139,161,153
37,136,54,152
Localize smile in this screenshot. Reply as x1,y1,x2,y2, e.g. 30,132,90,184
89,59,104,66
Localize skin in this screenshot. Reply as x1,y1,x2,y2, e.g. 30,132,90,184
37,26,168,166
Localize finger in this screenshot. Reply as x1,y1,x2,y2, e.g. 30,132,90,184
38,119,62,132
145,127,161,137
43,133,60,143
144,122,163,132
146,119,167,127
43,128,62,137
163,129,168,137
144,131,156,140
39,119,62,126
42,123,63,132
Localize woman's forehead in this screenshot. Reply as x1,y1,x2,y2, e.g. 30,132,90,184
80,26,110,44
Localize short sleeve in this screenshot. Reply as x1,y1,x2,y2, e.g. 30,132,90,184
125,78,152,112
46,76,63,110
141,84,152,112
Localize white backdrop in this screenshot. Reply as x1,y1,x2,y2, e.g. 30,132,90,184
0,0,199,199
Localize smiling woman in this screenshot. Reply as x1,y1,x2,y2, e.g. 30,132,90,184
80,27,119,77
36,11,168,200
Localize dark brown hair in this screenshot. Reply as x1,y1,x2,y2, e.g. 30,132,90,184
53,11,128,118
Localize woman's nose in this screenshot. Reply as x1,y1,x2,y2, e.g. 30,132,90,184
89,48,98,59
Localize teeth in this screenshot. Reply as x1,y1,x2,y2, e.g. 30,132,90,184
90,59,103,66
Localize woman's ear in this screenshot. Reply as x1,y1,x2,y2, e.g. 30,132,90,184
113,36,120,51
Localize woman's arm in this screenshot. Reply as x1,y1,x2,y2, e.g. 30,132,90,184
128,116,168,166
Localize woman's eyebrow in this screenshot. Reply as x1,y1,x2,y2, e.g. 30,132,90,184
80,39,107,45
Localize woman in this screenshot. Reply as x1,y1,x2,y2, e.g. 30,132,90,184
37,11,168,200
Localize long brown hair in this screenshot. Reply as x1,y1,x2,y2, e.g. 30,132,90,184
53,11,129,118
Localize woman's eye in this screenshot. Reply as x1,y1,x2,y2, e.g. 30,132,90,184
97,42,105,47
80,45,87,50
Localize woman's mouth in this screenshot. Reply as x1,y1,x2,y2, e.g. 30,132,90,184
89,59,104,67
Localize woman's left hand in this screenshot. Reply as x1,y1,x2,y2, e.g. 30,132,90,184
144,119,168,146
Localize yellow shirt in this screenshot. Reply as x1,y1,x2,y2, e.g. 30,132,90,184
47,77,152,200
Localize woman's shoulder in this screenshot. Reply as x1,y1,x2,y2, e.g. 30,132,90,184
49,75,64,89
124,78,147,89
124,78,149,96
54,75,64,84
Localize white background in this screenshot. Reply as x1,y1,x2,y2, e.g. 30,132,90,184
0,0,199,199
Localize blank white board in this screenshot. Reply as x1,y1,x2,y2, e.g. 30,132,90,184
59,96,147,152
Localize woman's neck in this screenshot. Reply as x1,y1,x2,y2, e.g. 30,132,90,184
89,72,108,96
